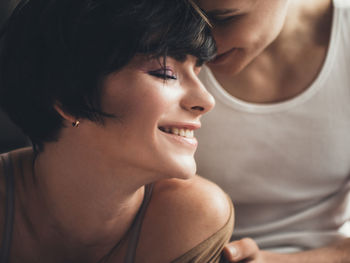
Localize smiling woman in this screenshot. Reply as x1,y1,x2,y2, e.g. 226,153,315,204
0,0,234,262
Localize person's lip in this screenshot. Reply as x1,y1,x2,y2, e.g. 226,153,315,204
158,122,201,131
161,132,198,148
158,122,200,148
209,48,237,65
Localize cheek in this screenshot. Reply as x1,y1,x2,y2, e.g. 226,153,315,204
213,19,271,52
247,2,289,47
213,3,288,52
103,77,162,117
104,87,174,133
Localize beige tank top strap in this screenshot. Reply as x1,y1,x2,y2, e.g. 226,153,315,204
123,183,154,263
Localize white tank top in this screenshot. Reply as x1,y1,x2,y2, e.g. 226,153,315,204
196,0,350,252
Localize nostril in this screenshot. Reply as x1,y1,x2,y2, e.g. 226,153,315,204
191,106,204,111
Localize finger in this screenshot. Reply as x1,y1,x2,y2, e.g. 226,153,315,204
223,245,239,262
223,238,259,262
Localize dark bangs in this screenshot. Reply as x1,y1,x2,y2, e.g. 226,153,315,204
102,0,216,73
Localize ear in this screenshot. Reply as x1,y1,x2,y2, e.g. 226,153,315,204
53,102,76,123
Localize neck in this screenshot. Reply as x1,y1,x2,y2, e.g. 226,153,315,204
21,139,149,261
268,0,332,59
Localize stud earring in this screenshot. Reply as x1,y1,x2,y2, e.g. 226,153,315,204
72,120,80,128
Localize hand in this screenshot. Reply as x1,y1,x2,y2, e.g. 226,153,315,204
223,237,350,263
223,238,266,263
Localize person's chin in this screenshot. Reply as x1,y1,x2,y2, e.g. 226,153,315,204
169,157,197,180
209,56,250,77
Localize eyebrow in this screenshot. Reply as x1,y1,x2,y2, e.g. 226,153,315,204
206,8,240,16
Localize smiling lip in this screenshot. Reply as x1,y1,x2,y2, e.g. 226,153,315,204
158,123,200,148
162,132,198,148
209,48,237,65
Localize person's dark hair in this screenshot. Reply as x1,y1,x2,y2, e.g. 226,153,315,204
0,0,216,152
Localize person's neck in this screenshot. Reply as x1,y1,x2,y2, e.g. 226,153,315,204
215,0,333,103
21,140,150,262
267,0,332,61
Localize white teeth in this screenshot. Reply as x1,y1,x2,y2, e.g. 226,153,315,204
180,129,185,137
167,127,194,138
172,128,179,135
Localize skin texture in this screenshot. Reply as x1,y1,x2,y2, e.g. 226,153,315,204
0,55,233,263
196,0,350,262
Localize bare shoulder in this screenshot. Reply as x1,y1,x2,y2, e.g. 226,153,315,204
151,176,232,229
136,176,234,263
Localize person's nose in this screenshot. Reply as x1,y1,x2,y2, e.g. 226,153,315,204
180,74,215,116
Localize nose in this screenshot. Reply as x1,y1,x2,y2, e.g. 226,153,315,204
181,73,215,116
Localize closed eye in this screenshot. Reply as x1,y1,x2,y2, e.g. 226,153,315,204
210,15,237,25
148,68,177,80
206,8,241,25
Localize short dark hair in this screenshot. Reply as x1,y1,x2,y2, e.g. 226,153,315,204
0,0,216,151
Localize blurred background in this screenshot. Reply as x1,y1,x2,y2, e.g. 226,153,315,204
0,0,19,26
0,0,30,153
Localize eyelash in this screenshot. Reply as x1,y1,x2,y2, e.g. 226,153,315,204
148,68,177,80
210,15,238,25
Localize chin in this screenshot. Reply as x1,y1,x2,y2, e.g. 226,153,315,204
210,62,245,77
166,157,197,180
209,54,251,77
